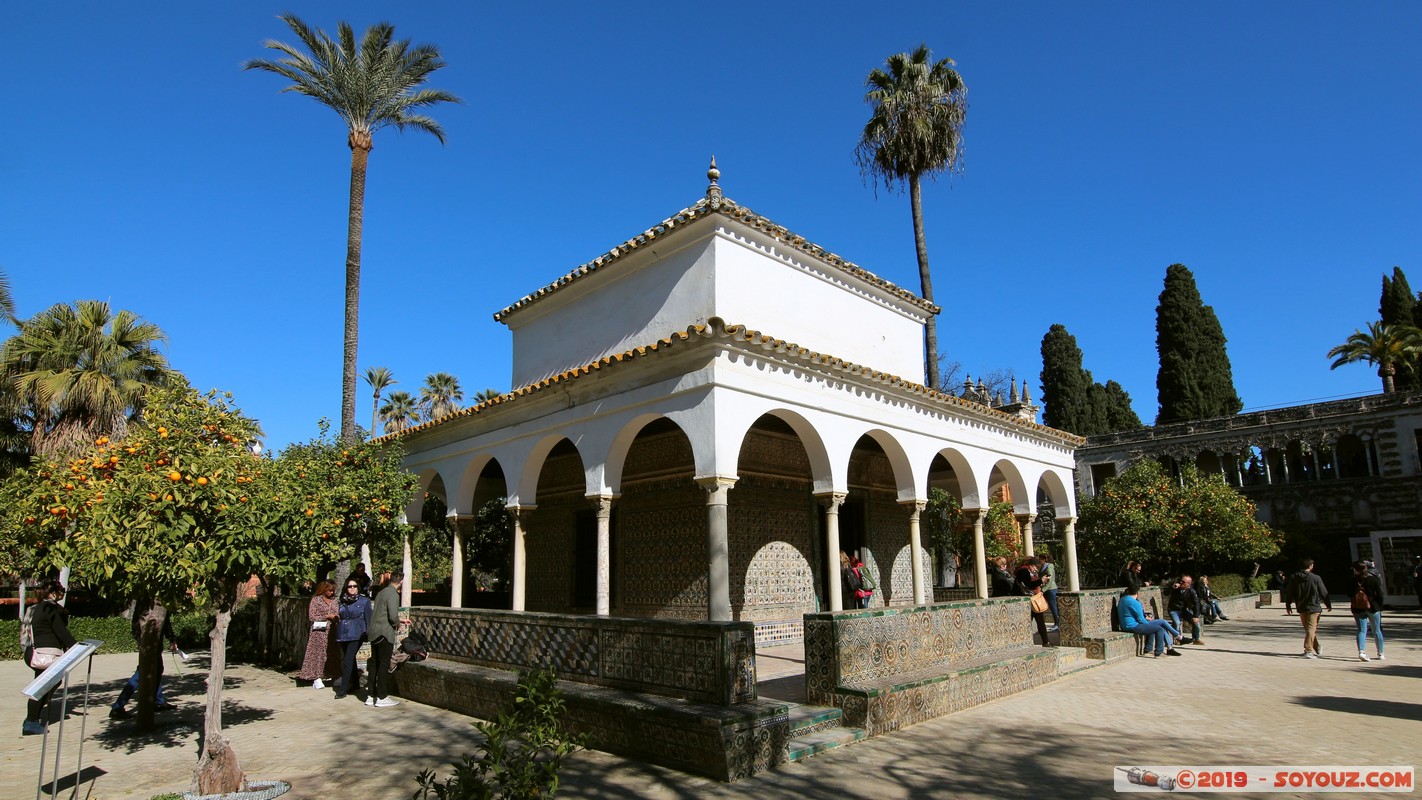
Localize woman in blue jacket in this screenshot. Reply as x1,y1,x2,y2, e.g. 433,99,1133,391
1118,584,1184,657
333,577,373,700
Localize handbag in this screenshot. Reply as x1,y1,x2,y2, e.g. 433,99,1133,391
29,646,64,670
311,620,329,631
1030,592,1049,614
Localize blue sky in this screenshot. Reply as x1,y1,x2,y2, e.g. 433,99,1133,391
4,2,1419,451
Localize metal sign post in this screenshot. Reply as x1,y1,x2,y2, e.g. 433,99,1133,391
21,639,103,800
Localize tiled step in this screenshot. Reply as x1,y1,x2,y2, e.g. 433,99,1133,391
783,703,867,762
1054,646,1098,675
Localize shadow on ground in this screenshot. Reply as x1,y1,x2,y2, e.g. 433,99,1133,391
1290,695,1422,722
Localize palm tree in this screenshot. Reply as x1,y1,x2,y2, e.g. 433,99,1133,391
854,44,967,391
1327,321,1422,393
0,269,16,324
246,15,460,442
473,387,502,404
379,390,421,433
1,300,173,458
363,366,396,437
420,372,464,419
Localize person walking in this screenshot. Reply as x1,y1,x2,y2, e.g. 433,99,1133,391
1350,560,1385,662
368,571,405,707
334,576,373,699
299,580,340,689
110,601,178,719
1284,559,1332,658
22,581,76,735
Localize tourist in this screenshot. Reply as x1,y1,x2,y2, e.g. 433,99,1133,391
1197,575,1229,623
1284,559,1331,658
990,556,1016,597
1014,557,1053,648
1120,561,1150,594
22,581,76,736
1350,560,1385,662
839,551,861,608
351,562,373,597
110,601,178,719
1117,584,1183,657
1273,570,1293,614
368,571,405,707
1411,555,1422,610
850,555,875,609
334,576,373,699
1039,554,1060,627
1168,575,1204,645
299,580,340,689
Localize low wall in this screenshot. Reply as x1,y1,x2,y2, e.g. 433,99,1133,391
803,597,1056,735
407,607,757,706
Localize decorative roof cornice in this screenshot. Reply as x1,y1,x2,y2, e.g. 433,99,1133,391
379,318,1082,448
492,192,939,324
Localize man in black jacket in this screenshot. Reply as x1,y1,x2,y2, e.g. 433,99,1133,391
1284,559,1332,658
1169,575,1204,645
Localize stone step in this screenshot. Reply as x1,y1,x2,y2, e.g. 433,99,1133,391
786,725,868,763
1054,646,1099,675
785,702,844,736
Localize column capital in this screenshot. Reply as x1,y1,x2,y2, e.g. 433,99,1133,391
694,475,738,491
1015,512,1038,524
960,507,989,520
1056,516,1077,525
899,499,927,514
814,491,848,510
586,494,617,517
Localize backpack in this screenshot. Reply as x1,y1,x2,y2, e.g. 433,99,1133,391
859,566,877,592
19,604,35,651
1351,583,1371,612
399,629,429,662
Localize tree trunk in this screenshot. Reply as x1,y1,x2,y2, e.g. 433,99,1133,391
194,583,245,796
1381,364,1395,394
910,174,940,390
341,141,371,443
133,599,167,731
371,389,381,438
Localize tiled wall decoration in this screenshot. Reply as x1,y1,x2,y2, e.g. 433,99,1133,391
408,607,758,706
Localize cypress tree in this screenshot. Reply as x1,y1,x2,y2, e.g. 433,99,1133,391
1379,267,1421,390
1156,263,1243,424
1101,380,1144,431
1040,324,1091,432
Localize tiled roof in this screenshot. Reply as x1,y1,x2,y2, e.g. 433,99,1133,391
379,318,1083,447
492,194,940,323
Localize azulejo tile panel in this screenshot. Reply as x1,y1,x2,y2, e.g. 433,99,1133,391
408,607,757,705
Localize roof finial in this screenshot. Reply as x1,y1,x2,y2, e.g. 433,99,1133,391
706,155,722,201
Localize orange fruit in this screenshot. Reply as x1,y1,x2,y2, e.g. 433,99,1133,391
164,494,173,502
168,471,182,482
197,476,209,486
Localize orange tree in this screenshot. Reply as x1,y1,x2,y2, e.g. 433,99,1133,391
0,387,414,794
1078,460,1281,585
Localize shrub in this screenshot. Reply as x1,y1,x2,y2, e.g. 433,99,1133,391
415,669,584,800
2,616,139,661
1208,574,1245,597
1247,575,1270,593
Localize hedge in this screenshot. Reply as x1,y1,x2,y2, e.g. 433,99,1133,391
0,610,212,662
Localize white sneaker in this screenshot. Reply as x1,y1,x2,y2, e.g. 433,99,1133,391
1359,652,1370,662
374,698,399,708
1377,653,1385,661
1302,652,1319,659
312,679,325,689
364,696,375,707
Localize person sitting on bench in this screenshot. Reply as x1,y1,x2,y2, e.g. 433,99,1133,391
1118,584,1183,657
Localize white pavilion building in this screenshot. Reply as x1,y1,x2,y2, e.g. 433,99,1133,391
388,162,1083,644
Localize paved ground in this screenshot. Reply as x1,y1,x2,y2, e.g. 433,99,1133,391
4,601,1419,799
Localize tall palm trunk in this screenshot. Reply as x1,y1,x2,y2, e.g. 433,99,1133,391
910,174,940,390
370,389,382,436
1381,364,1396,393
342,135,371,443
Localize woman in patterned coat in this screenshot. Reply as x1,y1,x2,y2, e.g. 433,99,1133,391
298,580,339,688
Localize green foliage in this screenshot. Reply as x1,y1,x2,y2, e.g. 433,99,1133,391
468,498,512,589
1207,574,1245,597
1,615,159,661
1079,460,1281,582
1379,267,1422,390
1326,320,1422,395
1155,264,1243,424
414,670,584,800
924,487,963,580
983,502,1020,561
1247,575,1270,593
1040,324,1142,436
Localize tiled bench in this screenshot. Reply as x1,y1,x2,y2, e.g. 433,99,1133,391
804,597,1059,737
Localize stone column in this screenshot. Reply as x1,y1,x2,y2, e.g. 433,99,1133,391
448,511,463,609
1060,516,1081,592
1262,450,1274,485
903,500,927,606
590,495,615,616
698,478,737,621
510,506,531,611
965,508,988,599
818,492,848,611
1016,513,1038,557
1279,449,1292,483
